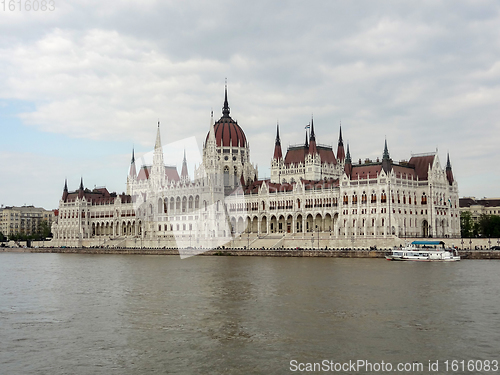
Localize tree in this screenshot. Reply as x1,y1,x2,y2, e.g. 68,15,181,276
38,219,52,239
479,214,500,238
460,211,474,238
0,231,5,242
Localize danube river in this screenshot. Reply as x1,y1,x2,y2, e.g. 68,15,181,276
1,253,499,374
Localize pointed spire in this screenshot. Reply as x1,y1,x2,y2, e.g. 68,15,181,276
207,110,216,145
344,144,352,177
309,116,315,141
78,177,84,199
304,128,309,148
181,148,189,182
222,81,230,117
129,148,137,180
155,121,162,150
62,179,68,201
382,138,392,173
446,152,454,185
273,123,283,160
336,124,345,161
307,117,318,155
383,138,390,160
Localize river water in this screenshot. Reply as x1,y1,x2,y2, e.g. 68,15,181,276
1,253,499,374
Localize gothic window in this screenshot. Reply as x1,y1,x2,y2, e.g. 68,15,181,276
224,166,229,186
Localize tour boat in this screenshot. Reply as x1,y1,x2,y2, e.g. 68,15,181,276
386,241,460,261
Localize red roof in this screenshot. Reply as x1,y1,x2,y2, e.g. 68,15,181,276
137,166,150,181
408,154,435,181
206,116,247,147
284,145,337,165
284,146,308,165
392,165,416,180
136,166,179,181
350,165,382,180
318,146,337,164
166,166,180,181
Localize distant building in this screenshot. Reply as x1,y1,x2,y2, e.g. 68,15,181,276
0,205,55,238
459,197,500,221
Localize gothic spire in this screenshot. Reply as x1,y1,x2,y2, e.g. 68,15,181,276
308,117,318,155
273,123,283,160
309,117,315,141
304,128,309,148
181,148,189,182
383,138,390,160
78,177,84,199
222,81,230,117
62,179,68,201
345,144,351,164
382,138,392,173
129,148,137,179
155,121,162,150
344,144,352,177
275,122,281,146
336,124,345,161
446,152,454,185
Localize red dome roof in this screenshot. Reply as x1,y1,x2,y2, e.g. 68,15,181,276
206,87,247,148
211,118,247,147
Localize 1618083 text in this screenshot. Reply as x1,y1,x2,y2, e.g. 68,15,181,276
1,0,55,11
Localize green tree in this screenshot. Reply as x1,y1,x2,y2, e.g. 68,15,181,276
0,231,5,242
38,219,52,239
479,214,500,238
460,211,474,238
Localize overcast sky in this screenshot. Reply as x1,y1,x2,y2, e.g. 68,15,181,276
1,0,499,209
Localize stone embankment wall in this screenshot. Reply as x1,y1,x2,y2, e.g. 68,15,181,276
14,247,500,259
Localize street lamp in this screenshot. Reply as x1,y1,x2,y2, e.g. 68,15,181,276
311,233,314,249
469,238,472,250
316,225,319,249
461,239,464,250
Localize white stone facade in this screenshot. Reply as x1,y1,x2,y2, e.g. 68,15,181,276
51,91,460,248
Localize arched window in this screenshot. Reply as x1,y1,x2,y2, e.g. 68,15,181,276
224,166,229,186
381,191,387,203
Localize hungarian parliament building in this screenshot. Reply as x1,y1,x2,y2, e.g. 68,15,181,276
51,88,460,249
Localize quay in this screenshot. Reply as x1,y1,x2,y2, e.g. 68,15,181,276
6,247,500,259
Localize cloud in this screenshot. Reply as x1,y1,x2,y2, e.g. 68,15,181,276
1,0,500,205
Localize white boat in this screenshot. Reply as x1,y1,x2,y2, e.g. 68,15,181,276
386,241,460,261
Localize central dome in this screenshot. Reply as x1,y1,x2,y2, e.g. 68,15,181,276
206,87,247,148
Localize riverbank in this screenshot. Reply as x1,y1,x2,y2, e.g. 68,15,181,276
3,247,500,259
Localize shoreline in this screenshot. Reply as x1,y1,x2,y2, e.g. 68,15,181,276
2,247,500,259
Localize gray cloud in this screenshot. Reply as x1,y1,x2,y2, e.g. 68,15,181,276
1,0,500,208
